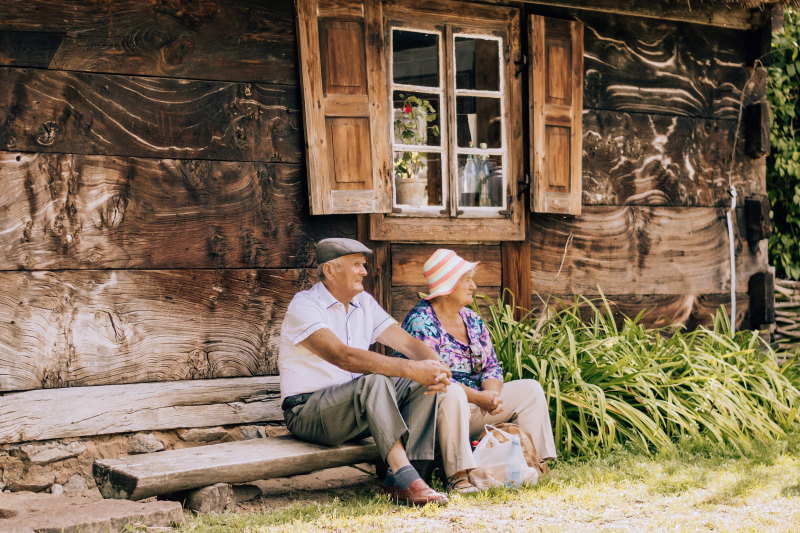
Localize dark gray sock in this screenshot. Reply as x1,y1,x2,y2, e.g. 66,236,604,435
383,469,396,488
393,465,421,490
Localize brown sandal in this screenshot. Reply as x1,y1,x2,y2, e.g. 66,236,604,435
447,473,480,494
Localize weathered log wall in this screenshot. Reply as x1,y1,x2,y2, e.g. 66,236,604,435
0,0,772,444
0,0,354,398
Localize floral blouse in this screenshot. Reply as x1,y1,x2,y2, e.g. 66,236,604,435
398,299,503,390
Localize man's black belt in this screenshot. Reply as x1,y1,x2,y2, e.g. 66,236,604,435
281,392,313,411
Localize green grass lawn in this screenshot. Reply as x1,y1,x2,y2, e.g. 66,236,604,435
174,437,800,533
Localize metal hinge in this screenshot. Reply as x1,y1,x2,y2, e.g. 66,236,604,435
514,54,528,77
517,173,530,199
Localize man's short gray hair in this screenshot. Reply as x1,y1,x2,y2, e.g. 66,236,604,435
317,257,343,281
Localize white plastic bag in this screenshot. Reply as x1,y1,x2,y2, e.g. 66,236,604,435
469,424,539,490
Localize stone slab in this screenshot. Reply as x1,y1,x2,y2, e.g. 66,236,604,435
0,492,183,533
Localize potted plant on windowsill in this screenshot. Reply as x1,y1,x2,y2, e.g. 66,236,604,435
394,94,439,207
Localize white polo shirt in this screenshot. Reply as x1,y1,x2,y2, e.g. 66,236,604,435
278,282,396,399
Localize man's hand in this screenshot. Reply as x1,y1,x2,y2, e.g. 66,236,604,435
474,390,504,415
407,359,451,394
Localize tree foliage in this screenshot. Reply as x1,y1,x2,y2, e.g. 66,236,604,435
767,8,800,279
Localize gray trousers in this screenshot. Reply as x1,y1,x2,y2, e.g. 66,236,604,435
283,374,437,462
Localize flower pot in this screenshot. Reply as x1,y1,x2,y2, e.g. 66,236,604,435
395,176,428,207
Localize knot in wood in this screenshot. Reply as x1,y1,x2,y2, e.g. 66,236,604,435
36,121,59,146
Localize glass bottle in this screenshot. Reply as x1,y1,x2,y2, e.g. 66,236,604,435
505,435,523,487
460,152,479,207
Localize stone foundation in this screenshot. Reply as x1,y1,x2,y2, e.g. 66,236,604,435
0,424,289,498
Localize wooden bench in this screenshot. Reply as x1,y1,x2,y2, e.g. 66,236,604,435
93,435,378,501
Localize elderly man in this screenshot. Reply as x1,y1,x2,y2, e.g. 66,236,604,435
279,237,452,505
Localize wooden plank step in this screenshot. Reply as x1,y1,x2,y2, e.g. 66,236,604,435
93,435,378,500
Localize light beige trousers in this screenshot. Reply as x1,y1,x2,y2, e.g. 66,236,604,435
437,379,557,476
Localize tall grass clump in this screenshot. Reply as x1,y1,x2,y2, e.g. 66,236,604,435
476,290,800,458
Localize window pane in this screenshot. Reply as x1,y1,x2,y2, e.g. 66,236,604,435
393,30,439,87
456,96,502,148
394,151,443,207
455,37,499,91
393,91,441,147
457,153,503,208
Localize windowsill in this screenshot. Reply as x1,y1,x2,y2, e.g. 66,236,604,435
369,210,525,242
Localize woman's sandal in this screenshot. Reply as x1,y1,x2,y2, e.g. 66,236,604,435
447,474,480,494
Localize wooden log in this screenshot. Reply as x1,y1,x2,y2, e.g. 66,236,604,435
576,9,756,120
0,153,354,270
0,0,298,84
776,279,800,289
744,101,770,158
391,244,502,287
748,271,775,328
529,292,750,330
502,237,532,319
0,269,316,392
93,435,378,500
522,0,759,30
0,376,282,444
529,206,765,296
0,69,301,162
582,110,765,207
390,286,501,324
744,195,773,243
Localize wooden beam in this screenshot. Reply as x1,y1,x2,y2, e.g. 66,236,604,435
0,69,301,162
576,9,754,120
0,153,355,270
529,206,766,296
530,292,751,329
94,435,378,500
502,237,532,319
0,376,282,444
358,215,391,311
583,110,765,207
390,244,502,287
521,0,759,30
0,0,298,84
0,269,313,392
391,286,501,324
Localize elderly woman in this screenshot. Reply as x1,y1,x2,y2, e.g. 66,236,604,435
400,249,557,493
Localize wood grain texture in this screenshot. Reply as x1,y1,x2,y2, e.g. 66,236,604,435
529,292,750,329
502,238,532,318
529,206,767,296
0,376,282,444
0,69,301,162
94,435,378,500
522,0,759,30
0,0,298,84
391,244,502,287
577,10,759,120
0,269,318,392
582,110,766,207
0,152,355,270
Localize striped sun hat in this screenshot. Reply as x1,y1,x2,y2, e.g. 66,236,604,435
422,249,479,300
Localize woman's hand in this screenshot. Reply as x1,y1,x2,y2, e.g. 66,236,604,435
474,390,504,415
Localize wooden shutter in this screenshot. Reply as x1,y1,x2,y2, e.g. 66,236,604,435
529,15,583,215
297,0,391,214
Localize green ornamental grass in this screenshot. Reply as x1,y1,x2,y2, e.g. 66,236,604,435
475,290,800,458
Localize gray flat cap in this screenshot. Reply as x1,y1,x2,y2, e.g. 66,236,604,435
315,238,373,264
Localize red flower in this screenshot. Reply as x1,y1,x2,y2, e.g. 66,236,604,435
404,104,411,113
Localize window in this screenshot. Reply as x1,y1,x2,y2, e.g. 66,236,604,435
390,28,507,215
297,0,583,242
